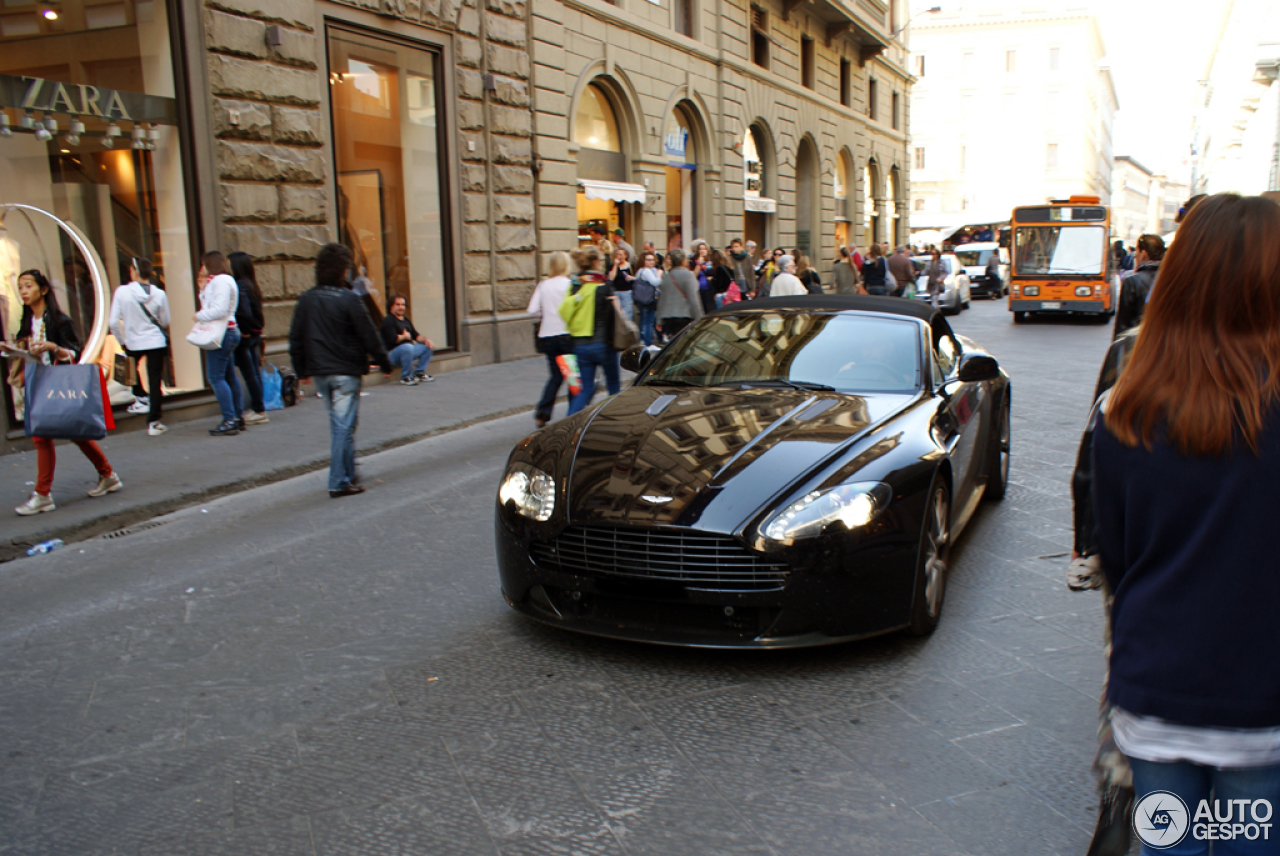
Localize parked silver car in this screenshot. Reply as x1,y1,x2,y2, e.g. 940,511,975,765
910,255,971,314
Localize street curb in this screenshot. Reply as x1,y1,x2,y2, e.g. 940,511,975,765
1,404,534,564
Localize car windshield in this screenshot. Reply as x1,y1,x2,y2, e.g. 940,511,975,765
1014,225,1105,275
954,249,996,267
644,313,922,393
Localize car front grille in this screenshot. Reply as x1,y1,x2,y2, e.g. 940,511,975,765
529,526,789,591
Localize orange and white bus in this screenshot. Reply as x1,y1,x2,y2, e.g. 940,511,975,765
1008,195,1115,323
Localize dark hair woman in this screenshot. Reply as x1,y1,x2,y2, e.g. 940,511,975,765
196,250,243,436
10,270,121,515
1092,194,1280,825
709,249,736,307
862,244,888,295
229,252,268,426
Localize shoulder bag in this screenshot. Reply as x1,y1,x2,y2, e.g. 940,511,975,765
187,279,234,350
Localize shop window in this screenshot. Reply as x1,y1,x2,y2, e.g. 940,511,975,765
864,163,879,243
573,82,631,247
801,36,814,89
0,0,201,428
673,0,692,37
329,26,452,349
750,6,769,69
839,58,851,107
664,106,698,253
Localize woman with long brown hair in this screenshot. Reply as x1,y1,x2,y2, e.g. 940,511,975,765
195,251,243,436
1092,193,1280,838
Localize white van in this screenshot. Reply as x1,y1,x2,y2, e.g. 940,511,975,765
952,242,1008,299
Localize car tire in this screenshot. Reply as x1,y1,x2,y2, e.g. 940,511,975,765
906,478,951,636
984,392,1010,501
1013,311,1027,324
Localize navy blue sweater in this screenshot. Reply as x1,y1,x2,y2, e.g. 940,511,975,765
1093,412,1280,729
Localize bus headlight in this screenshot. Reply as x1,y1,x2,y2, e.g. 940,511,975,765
1075,286,1092,297
1022,285,1040,297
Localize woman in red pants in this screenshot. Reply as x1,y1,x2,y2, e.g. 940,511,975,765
11,269,122,516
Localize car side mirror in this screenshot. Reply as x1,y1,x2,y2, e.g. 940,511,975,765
620,345,659,373
957,353,1000,383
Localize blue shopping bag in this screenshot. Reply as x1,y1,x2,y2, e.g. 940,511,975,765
24,362,108,440
261,364,284,411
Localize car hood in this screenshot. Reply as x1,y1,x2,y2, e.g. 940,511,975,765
566,385,916,533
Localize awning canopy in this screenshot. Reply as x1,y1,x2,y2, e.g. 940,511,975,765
578,179,646,204
744,196,777,213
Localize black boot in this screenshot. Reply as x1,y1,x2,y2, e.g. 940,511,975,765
1086,785,1133,856
209,420,240,436
236,417,246,432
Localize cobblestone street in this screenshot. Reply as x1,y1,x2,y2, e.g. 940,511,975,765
1,300,1118,855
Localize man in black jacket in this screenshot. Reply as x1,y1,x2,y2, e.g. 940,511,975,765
1112,234,1163,338
288,243,392,498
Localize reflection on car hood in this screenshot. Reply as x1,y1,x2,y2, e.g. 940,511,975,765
567,385,916,532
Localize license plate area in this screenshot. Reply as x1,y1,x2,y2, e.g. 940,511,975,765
1041,301,1061,309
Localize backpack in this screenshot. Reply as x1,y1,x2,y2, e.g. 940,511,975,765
279,366,299,407
632,273,658,306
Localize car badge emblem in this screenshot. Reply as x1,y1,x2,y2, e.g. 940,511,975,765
641,494,674,504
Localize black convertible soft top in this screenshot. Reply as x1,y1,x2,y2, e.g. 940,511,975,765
706,294,942,323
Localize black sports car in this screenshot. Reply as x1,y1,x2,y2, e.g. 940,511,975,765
495,295,1011,648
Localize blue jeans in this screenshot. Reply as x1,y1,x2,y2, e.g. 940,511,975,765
387,342,432,380
567,341,620,415
636,303,657,347
1129,757,1280,856
615,290,634,321
313,375,361,492
206,326,243,422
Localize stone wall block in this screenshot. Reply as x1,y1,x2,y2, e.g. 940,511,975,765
217,140,325,182
208,54,320,105
457,35,482,67
486,44,530,78
221,183,279,221
257,263,285,299
487,104,532,136
486,0,525,16
279,185,327,222
206,0,315,31
492,164,533,194
456,68,484,100
456,6,480,35
496,223,536,252
484,12,526,46
213,98,273,140
490,76,530,107
205,9,268,58
495,281,533,310
262,302,296,339
462,192,488,222
463,223,491,252
223,224,327,260
496,253,536,283
269,28,317,68
461,164,487,192
493,194,534,222
457,99,485,131
460,132,485,162
465,253,492,284
272,105,323,145
490,135,532,164
283,263,314,297
467,283,493,313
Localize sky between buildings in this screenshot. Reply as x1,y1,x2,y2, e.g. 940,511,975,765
909,0,1231,182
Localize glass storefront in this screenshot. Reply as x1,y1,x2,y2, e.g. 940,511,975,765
742,125,774,250
328,24,452,347
663,108,694,253
834,154,850,251
0,0,198,426
864,165,880,246
574,82,641,246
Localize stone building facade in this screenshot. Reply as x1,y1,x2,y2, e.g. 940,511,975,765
0,0,909,436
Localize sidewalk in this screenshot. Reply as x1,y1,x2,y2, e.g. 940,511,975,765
1,357,553,562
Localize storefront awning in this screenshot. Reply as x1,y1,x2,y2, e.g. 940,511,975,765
578,179,646,204
744,196,777,213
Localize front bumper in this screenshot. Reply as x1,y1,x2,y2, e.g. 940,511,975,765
1010,300,1105,314
495,511,918,649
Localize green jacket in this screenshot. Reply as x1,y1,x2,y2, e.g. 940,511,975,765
559,277,599,338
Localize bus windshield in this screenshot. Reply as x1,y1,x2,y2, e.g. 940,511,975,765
1014,225,1105,275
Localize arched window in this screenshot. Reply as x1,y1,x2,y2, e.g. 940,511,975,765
664,104,699,253
835,150,852,250
887,170,899,247
574,84,621,153
795,138,819,260
863,163,880,244
743,123,776,248
574,81,632,245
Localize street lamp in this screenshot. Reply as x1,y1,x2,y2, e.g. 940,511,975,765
892,6,940,39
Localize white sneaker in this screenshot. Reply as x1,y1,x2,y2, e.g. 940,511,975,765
148,422,168,436
87,473,123,497
127,401,150,415
15,492,55,516
243,412,269,424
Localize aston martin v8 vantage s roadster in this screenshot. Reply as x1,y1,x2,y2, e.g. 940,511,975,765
495,295,1011,648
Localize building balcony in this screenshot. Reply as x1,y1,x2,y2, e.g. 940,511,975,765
781,0,892,65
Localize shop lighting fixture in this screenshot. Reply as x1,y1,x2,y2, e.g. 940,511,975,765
40,5,59,20
102,121,121,148
20,112,35,130
35,126,51,142
147,126,160,149
43,116,57,132
131,125,146,150
64,118,83,146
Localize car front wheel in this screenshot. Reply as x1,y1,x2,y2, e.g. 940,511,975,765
984,393,1010,501
906,479,951,636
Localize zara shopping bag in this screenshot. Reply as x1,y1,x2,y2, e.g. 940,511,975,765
24,363,111,441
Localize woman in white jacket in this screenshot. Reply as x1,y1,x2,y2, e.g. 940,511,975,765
195,251,242,436
108,257,170,435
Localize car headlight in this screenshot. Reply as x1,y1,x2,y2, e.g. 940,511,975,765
761,482,891,544
498,462,556,521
